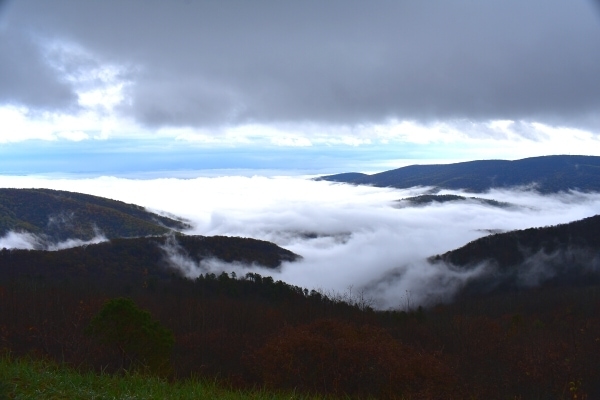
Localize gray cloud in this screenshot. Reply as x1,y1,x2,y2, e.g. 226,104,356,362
0,28,78,110
2,0,600,130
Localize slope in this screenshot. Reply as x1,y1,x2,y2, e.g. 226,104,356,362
0,234,300,285
317,155,600,193
395,194,511,208
430,214,600,294
0,188,190,243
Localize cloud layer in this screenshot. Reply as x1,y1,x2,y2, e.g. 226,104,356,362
2,0,600,131
2,174,600,308
2,1,600,173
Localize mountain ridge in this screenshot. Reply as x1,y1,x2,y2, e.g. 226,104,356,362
0,234,300,285
316,155,600,193
430,214,600,295
0,188,191,245
395,194,512,208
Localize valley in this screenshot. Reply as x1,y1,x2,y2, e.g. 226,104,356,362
2,155,600,398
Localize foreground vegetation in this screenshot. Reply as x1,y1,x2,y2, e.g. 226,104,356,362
1,268,599,399
0,356,329,400
4,214,600,398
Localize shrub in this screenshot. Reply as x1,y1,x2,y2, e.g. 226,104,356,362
86,297,174,376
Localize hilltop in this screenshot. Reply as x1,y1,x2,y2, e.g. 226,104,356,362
431,214,600,295
0,234,300,284
317,155,600,193
395,194,511,208
0,188,190,245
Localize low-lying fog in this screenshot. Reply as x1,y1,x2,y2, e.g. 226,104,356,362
1,174,600,308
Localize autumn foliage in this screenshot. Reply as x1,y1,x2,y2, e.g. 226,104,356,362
253,318,453,398
1,264,600,398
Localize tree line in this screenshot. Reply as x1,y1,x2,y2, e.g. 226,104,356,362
1,261,599,399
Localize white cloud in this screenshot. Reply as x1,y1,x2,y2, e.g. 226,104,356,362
0,231,43,250
46,233,107,251
0,230,106,251
0,106,57,142
77,82,125,111
3,51,600,160
0,39,140,144
270,135,313,147
0,104,141,143
42,39,132,112
56,130,90,141
2,174,600,308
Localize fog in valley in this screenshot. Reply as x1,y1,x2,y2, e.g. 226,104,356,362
1,175,600,308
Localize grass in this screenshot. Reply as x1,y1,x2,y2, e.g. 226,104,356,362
0,356,331,400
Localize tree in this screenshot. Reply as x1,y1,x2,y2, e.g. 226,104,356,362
86,297,174,375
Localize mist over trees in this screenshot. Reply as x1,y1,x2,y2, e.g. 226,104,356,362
2,168,600,398
1,252,599,398
0,234,300,287
2,209,600,397
395,194,512,208
433,214,600,297
0,188,190,245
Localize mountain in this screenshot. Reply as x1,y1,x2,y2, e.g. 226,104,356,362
395,194,511,208
0,234,300,284
430,214,600,294
0,188,190,244
316,155,600,193
2,196,600,398
320,172,369,183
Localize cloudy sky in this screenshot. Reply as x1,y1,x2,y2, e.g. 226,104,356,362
1,0,600,175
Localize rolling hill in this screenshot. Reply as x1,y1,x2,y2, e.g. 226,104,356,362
430,214,600,294
395,194,511,208
0,188,191,244
317,155,600,193
0,234,300,285
1,192,600,398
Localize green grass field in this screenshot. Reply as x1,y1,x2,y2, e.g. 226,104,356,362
0,357,331,400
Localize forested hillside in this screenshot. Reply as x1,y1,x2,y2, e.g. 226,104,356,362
317,155,600,193
0,234,300,285
2,251,599,398
2,189,600,398
0,188,190,243
431,214,600,295
395,194,511,208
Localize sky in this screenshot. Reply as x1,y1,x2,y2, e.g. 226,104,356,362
1,0,600,175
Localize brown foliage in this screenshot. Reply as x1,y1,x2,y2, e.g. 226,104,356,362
252,318,455,399
2,266,600,398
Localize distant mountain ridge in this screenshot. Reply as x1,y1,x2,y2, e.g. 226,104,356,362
0,188,190,244
317,155,600,193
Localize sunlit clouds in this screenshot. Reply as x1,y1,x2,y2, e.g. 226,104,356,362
3,101,600,165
